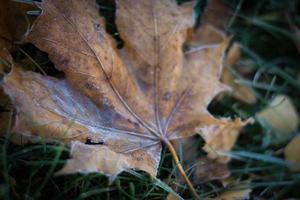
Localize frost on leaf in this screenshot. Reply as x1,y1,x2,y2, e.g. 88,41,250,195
1,0,235,179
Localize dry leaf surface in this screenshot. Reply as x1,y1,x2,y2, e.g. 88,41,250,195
193,157,230,183
217,180,251,200
2,0,234,179
257,94,299,143
175,0,253,183
166,193,183,200
191,118,252,182
186,0,256,104
222,43,257,104
199,118,253,163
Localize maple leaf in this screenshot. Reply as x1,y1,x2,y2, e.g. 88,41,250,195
175,0,253,183
199,118,253,164
187,0,257,104
222,43,257,104
1,0,235,197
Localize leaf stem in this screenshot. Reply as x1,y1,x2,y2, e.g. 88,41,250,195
164,140,200,199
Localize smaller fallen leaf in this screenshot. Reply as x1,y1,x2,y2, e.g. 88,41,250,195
198,118,254,163
257,94,299,143
216,177,252,200
218,187,251,200
217,180,252,200
166,193,182,200
222,43,256,104
284,135,300,172
226,43,241,67
193,157,230,183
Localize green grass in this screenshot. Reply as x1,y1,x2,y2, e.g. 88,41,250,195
1,0,300,199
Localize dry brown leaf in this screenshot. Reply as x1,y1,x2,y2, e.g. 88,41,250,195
173,136,231,182
199,118,254,163
186,1,256,104
222,43,257,104
192,118,250,182
174,137,231,182
217,180,251,200
284,135,300,172
174,137,231,183
193,157,230,183
177,118,252,183
257,94,299,143
1,0,239,196
172,1,238,182
166,193,182,200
